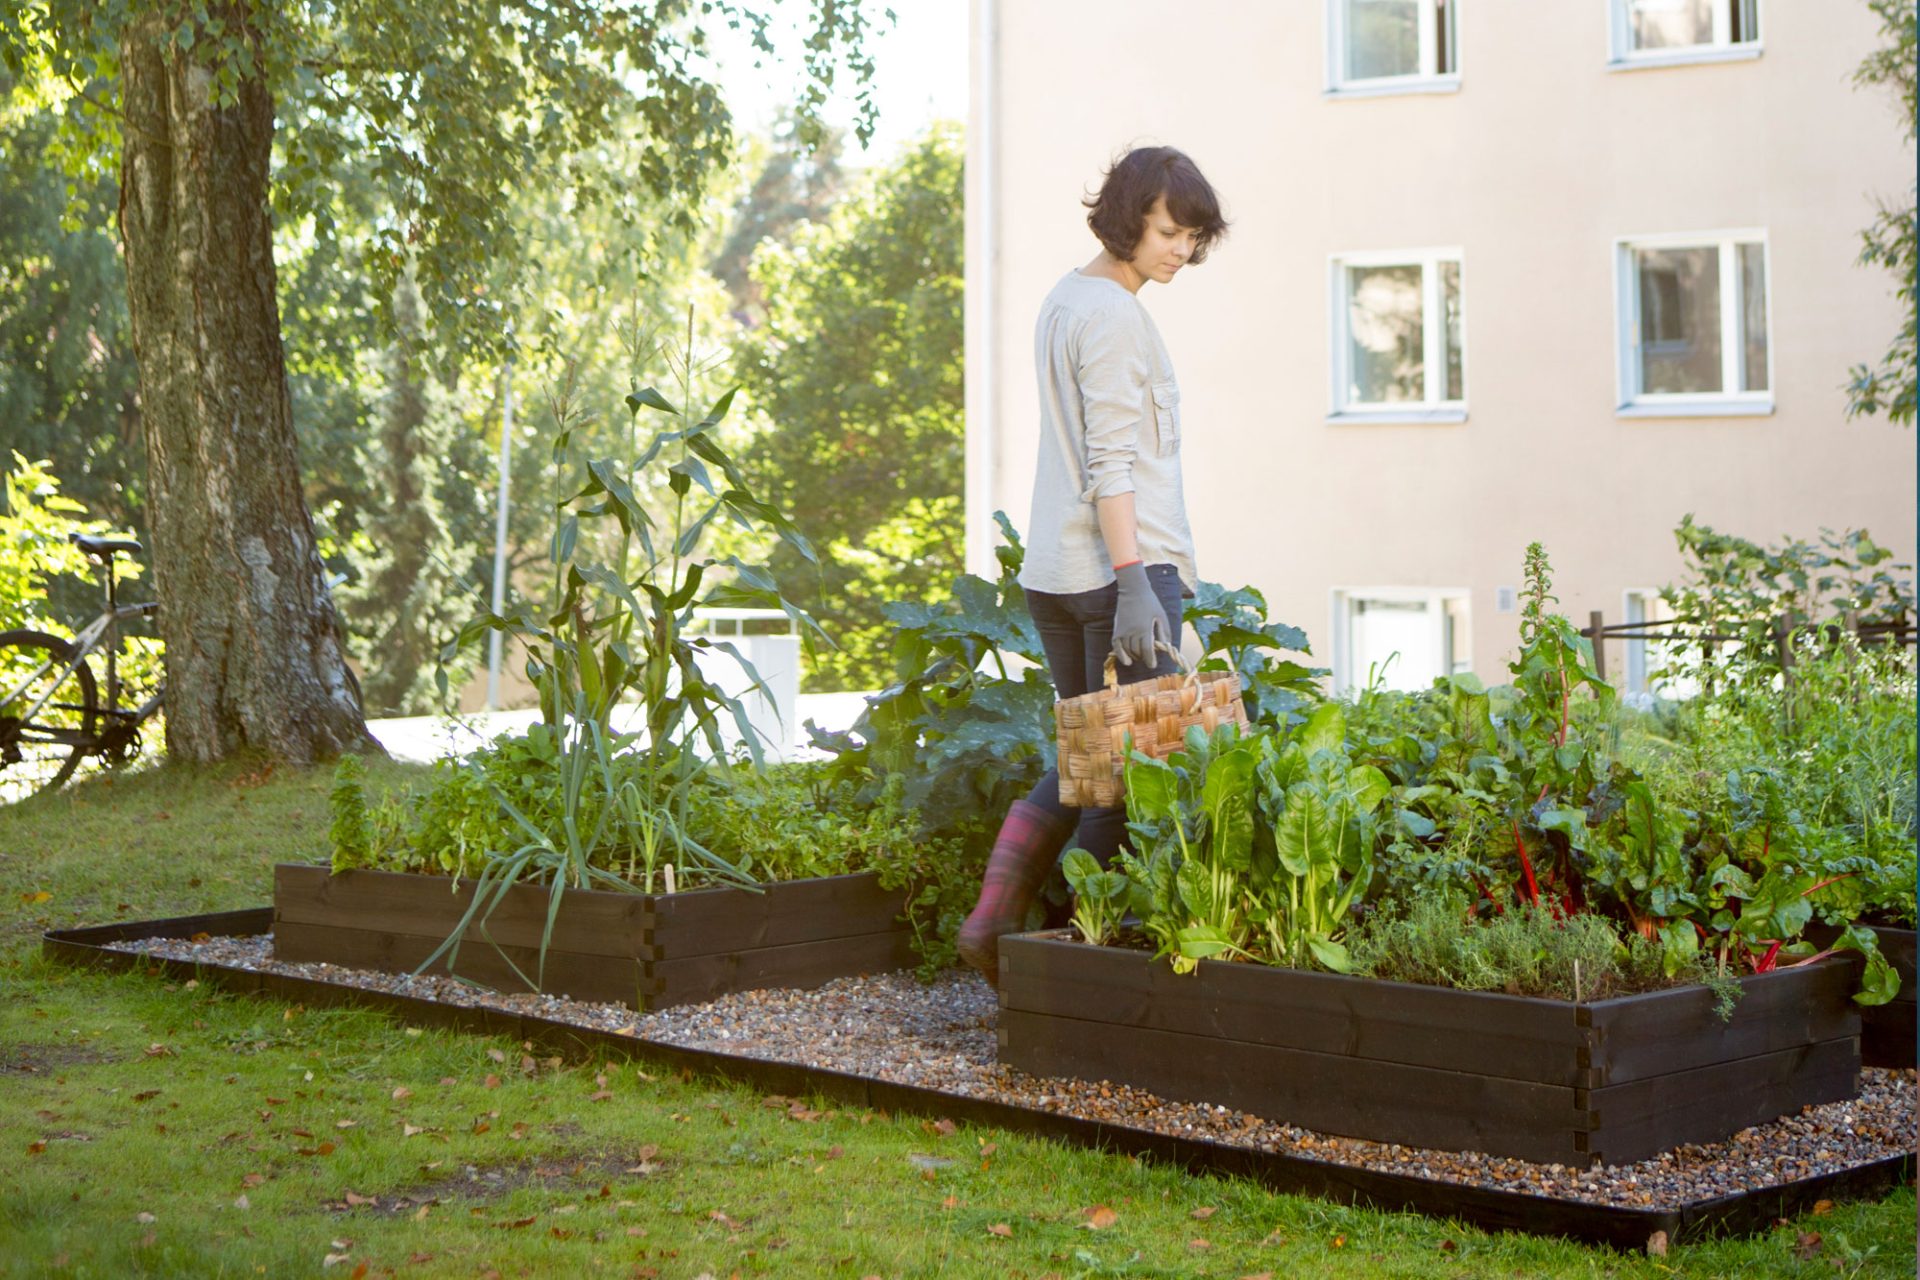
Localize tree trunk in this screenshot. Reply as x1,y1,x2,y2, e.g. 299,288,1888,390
117,11,378,764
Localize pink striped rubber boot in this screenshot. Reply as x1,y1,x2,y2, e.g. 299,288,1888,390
954,799,1072,987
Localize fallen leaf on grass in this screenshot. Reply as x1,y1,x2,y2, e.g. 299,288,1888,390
487,1049,507,1064
987,1223,1012,1238
1189,1238,1211,1250
589,1090,614,1103
391,1087,413,1102
20,891,52,904
708,1210,743,1232
941,1196,959,1210
925,1118,957,1137
295,1142,336,1157
407,1252,433,1264
825,1145,844,1160
242,1174,265,1188
1330,1234,1346,1249
1439,1239,1456,1253
143,1044,173,1058
135,1212,156,1224
401,1124,426,1138
494,1216,537,1230
1189,1206,1216,1221
1646,1230,1669,1257
334,1120,357,1130
320,1251,351,1268
483,1074,501,1090
1237,1273,1274,1280
27,1141,46,1155
1080,1205,1118,1230
977,1141,998,1157
471,1120,491,1135
506,1122,530,1141
343,1191,376,1208
1811,1199,1834,1216
132,1090,160,1103
1794,1231,1823,1260
437,1076,456,1087
233,1195,250,1210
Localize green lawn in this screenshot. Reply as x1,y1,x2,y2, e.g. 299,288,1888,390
1,755,1912,1279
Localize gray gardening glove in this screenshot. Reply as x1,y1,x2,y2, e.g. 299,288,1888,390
1110,562,1168,671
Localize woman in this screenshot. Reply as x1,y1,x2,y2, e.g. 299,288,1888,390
956,145,1228,984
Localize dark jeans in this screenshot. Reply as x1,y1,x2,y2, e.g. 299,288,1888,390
1025,563,1185,865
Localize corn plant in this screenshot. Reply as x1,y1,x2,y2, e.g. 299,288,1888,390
442,315,828,769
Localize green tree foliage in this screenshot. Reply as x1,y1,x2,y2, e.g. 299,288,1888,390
338,273,481,716
1,0,880,761
710,117,847,315
0,95,141,538
1847,0,1917,426
2,0,881,367
735,124,964,690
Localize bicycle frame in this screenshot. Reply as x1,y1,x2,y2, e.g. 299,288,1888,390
0,557,161,742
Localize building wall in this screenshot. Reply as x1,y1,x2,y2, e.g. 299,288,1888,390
966,0,1915,688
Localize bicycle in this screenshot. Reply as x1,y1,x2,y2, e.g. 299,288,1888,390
0,532,164,797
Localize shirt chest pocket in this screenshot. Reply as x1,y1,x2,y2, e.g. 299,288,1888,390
1151,380,1181,457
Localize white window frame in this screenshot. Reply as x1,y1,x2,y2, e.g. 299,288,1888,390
1607,0,1763,71
1328,247,1468,425
1329,586,1473,695
1325,0,1462,98
1621,588,1701,699
1613,229,1774,418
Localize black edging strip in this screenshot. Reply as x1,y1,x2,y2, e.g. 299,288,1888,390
41,908,1914,1252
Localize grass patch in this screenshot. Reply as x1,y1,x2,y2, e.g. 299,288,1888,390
1,757,1913,1278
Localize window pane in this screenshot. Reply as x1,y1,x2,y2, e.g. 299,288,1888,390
1636,247,1721,394
1739,242,1768,392
1348,264,1425,404
1351,597,1438,692
1629,0,1714,50
1731,0,1758,43
1347,0,1420,79
1441,260,1464,401
1444,596,1471,675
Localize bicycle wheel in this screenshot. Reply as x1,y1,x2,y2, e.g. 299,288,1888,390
0,629,99,798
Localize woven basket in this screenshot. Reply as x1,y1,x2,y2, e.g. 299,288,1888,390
1055,642,1249,808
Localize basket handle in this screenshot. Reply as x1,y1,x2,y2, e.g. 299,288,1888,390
1102,640,1194,693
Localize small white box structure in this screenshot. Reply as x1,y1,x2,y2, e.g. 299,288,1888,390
687,608,800,760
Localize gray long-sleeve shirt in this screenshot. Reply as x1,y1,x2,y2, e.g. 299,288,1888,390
1018,269,1198,596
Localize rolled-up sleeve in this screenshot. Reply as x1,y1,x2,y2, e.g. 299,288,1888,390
1074,308,1151,502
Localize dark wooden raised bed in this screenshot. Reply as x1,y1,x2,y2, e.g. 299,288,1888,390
1809,922,1916,1069
273,863,913,1011
997,930,1863,1167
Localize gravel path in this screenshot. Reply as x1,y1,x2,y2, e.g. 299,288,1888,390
108,932,1916,1212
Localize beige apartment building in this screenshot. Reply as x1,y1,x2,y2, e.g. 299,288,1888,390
963,0,1916,693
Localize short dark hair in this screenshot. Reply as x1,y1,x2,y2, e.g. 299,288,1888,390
1083,146,1228,266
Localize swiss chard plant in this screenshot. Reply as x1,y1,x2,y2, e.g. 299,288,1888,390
1251,703,1389,974
1182,581,1325,731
